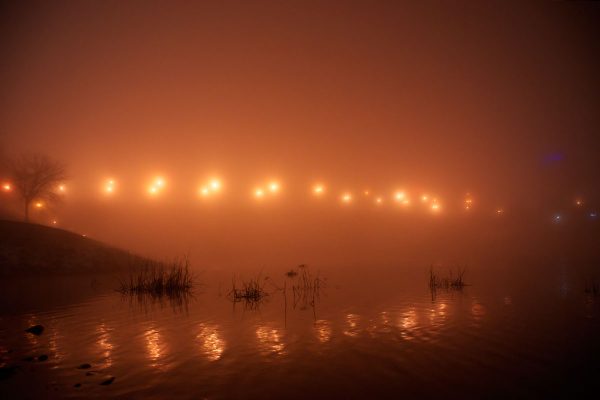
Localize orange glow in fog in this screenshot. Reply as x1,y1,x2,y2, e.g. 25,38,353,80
268,181,280,193
148,177,166,196
104,179,116,194
199,178,222,198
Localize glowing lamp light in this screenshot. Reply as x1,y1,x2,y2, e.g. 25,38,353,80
421,195,429,202
104,179,116,194
148,176,166,196
431,203,440,212
268,182,280,193
254,188,265,198
198,178,223,198
402,199,410,206
58,184,66,192
2,183,11,192
364,190,370,196
210,179,221,191
35,202,43,209
496,209,504,215
313,184,325,195
394,191,406,201
575,199,583,207
341,193,352,203
553,214,561,223
375,197,383,205
52,220,57,225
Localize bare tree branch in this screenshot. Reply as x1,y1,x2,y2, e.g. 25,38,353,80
8,154,67,222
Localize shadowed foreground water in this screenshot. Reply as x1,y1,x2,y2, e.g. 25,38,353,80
1,261,600,399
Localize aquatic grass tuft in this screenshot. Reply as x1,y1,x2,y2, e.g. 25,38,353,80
118,256,193,296
429,265,468,291
229,275,268,307
285,264,323,312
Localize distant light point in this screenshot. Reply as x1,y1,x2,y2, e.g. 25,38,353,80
269,182,280,193
104,179,116,194
210,179,221,191
313,184,325,195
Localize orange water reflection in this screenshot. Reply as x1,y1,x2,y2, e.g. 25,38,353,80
97,323,113,368
256,325,285,355
144,326,169,369
197,324,226,361
398,308,418,340
314,320,332,343
343,314,361,337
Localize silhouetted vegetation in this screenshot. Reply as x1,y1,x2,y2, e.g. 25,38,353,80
7,153,67,222
228,274,269,309
429,265,467,290
118,256,193,296
285,264,323,317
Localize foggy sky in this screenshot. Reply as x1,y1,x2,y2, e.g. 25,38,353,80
1,1,599,265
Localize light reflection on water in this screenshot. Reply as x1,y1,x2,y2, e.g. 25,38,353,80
255,325,285,355
343,313,361,337
97,322,114,368
144,326,165,368
197,323,225,361
314,319,332,343
1,263,599,398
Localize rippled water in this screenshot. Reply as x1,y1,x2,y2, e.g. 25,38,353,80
1,261,600,399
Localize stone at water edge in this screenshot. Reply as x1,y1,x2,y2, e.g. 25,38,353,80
25,325,44,336
77,363,92,369
100,376,115,385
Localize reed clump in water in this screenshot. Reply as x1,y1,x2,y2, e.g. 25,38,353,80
118,256,193,296
229,275,268,305
286,264,323,311
429,265,467,290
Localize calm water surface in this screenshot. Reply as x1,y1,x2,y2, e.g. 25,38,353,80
1,261,600,399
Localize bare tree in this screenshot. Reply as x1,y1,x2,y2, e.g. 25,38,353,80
8,154,67,222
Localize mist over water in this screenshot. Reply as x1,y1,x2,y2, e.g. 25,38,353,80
1,1,600,398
